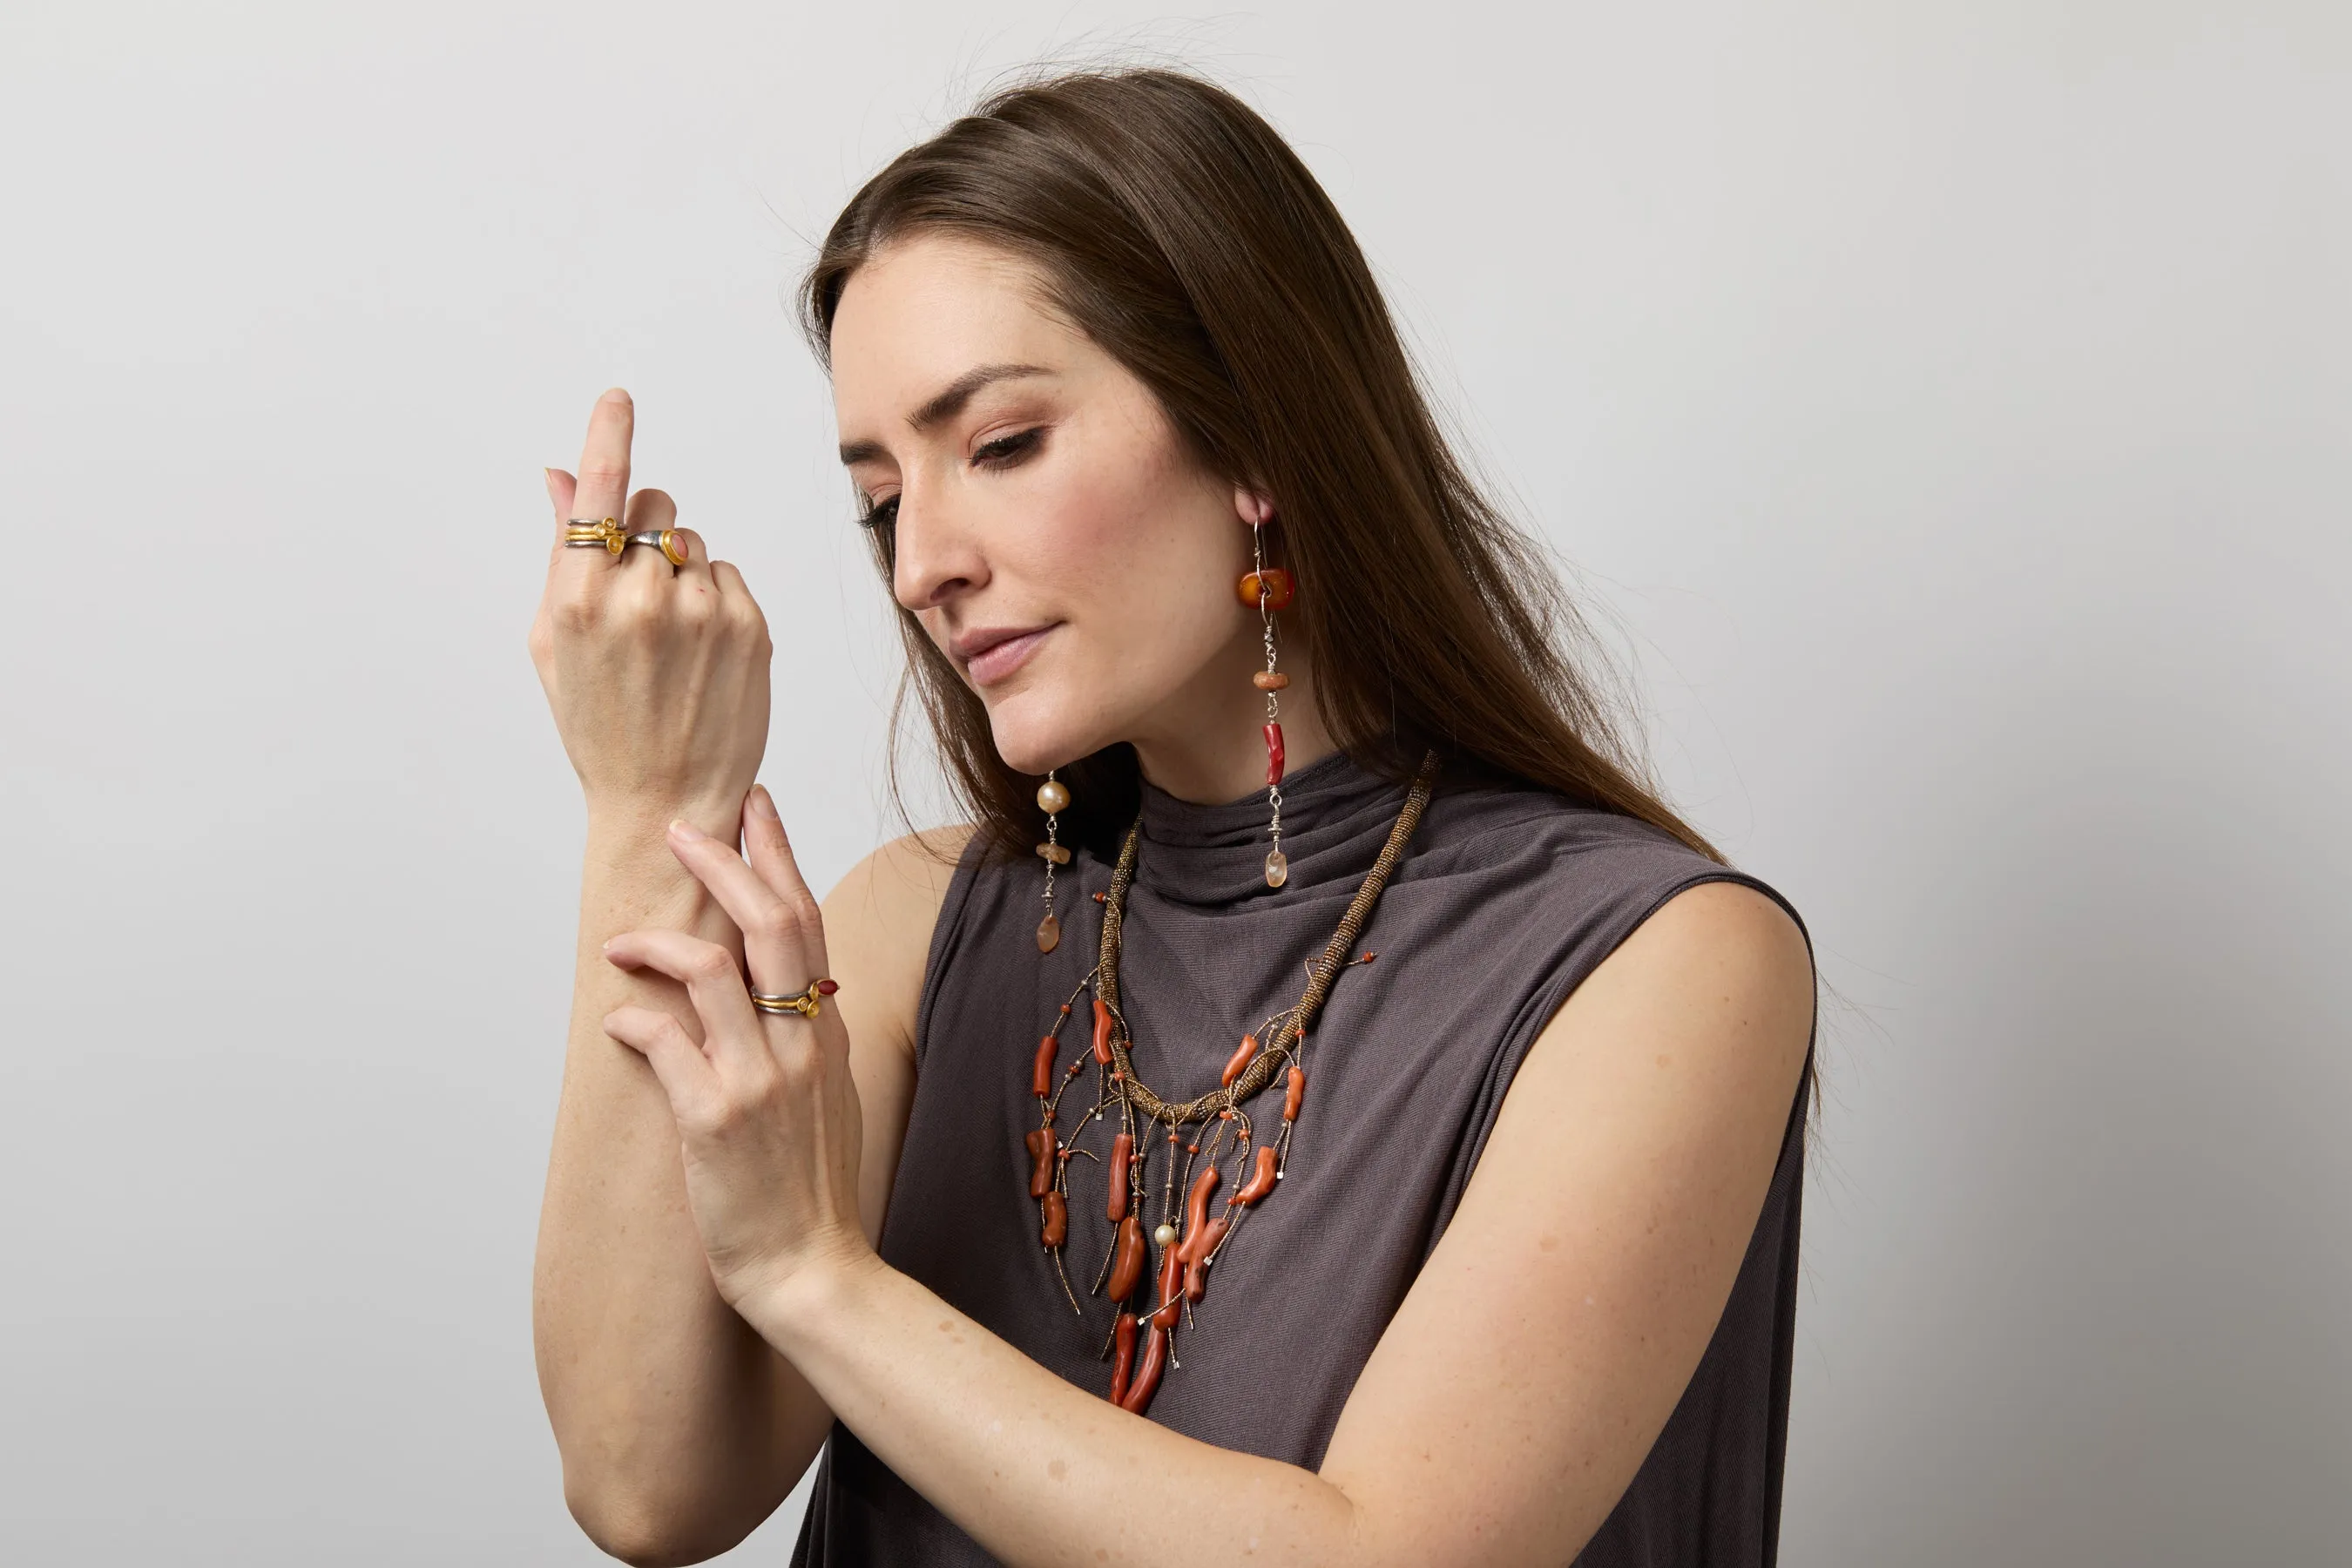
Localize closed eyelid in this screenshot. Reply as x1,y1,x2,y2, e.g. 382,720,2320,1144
973,425,1044,456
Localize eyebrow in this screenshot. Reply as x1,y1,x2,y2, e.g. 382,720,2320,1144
837,362,1053,466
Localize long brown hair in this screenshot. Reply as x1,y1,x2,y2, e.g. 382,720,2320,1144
799,66,1721,867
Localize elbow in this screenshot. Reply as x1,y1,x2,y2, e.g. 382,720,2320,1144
563,1471,757,1568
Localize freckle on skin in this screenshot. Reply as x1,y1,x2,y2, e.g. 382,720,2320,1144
1538,1233,1559,1251
1656,1053,1672,1068
1049,1458,1066,1480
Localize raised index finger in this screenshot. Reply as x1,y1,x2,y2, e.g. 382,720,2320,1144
560,387,635,544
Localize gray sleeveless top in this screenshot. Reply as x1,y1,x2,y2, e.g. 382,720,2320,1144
794,749,1814,1566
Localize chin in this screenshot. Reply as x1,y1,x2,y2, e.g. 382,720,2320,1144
983,684,1119,778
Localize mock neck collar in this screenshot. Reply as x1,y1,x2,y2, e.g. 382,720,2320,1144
1128,747,1428,907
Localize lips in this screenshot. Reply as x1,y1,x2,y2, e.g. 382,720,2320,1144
959,625,1054,687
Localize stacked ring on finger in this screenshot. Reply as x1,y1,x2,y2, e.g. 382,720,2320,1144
564,517,628,554
749,977,841,1018
563,517,689,565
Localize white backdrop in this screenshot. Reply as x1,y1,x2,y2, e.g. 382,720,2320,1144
3,3,2345,1563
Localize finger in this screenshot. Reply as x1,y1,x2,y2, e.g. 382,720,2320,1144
665,527,713,598
619,486,688,583
551,389,634,582
665,818,817,998
572,387,634,524
743,786,831,980
602,1005,724,1122
602,928,769,1078
709,559,771,649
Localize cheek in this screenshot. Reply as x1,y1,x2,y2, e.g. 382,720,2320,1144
1023,434,1237,618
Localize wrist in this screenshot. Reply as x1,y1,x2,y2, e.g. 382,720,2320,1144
585,793,744,848
736,1240,889,1355
578,805,739,937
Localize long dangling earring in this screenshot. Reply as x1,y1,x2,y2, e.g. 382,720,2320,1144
1240,499,1295,889
1036,771,1071,951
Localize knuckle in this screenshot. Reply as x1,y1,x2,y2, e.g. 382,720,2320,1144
786,1048,829,1095
748,901,801,946
577,463,628,493
685,945,740,986
609,587,666,636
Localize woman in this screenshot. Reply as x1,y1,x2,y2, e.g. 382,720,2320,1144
530,69,1816,1567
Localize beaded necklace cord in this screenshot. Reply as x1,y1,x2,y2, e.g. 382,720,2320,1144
1021,748,1443,1415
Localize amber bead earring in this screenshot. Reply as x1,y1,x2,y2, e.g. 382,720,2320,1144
1036,772,1071,951
1238,497,1295,888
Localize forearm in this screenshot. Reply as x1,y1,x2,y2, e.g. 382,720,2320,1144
744,1254,1370,1568
533,812,827,1551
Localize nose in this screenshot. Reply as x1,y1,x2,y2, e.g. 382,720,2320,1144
889,474,990,615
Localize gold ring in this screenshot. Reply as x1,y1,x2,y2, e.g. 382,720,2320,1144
563,517,626,555
749,977,840,1019
626,529,690,567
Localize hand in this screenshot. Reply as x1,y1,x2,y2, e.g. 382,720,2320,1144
529,389,772,829
599,788,872,1308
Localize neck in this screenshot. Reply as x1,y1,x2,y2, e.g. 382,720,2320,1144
1125,639,1338,806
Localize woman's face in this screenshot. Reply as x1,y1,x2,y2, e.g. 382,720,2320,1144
828,233,1260,780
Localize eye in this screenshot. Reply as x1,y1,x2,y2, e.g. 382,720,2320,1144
858,494,900,531
973,427,1044,467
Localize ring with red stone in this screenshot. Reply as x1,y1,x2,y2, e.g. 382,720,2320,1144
625,528,690,566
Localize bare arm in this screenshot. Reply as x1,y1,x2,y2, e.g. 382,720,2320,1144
532,816,954,1560
611,825,1815,1565
523,388,960,1560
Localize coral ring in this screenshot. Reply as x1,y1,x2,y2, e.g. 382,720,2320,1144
626,529,690,567
749,978,841,1019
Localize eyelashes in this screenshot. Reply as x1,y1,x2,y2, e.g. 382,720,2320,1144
973,426,1043,466
857,427,1045,531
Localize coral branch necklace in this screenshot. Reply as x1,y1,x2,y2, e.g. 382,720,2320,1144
1022,748,1442,1415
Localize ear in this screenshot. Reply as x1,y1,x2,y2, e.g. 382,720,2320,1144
1232,486,1275,528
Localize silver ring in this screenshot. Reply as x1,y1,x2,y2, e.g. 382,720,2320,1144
625,530,690,566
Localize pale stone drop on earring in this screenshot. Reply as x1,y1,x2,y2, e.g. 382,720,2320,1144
1035,773,1071,951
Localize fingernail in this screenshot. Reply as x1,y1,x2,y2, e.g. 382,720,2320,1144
600,387,632,407
668,817,702,841
748,786,779,820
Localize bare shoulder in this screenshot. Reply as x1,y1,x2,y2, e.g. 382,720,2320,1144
1320,878,1814,1559
820,825,979,1058
1579,879,1815,1047
1519,875,1815,1112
